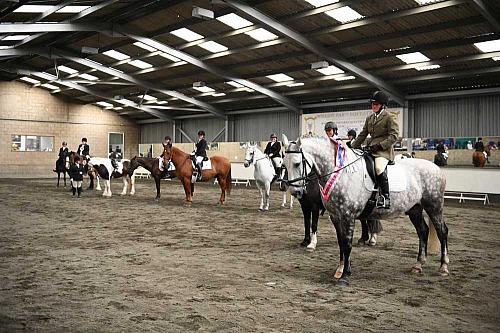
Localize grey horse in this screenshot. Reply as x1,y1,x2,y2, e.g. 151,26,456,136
282,134,449,287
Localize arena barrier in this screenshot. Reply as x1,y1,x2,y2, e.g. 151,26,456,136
441,168,500,204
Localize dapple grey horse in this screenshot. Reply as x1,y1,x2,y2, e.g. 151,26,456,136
282,134,449,287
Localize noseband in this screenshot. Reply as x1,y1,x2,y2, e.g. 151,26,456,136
281,149,313,188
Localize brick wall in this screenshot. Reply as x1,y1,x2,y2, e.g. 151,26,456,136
0,81,140,178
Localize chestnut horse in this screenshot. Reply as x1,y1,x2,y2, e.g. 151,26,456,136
127,156,177,200
473,145,490,167
162,143,231,205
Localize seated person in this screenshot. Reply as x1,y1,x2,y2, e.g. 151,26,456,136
193,130,208,180
264,133,282,176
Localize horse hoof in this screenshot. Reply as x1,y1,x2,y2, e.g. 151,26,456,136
300,241,309,247
368,240,377,246
336,278,350,287
410,266,422,274
439,266,450,277
305,246,315,252
357,238,366,245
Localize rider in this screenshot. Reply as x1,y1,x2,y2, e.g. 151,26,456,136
475,137,490,164
324,122,340,140
53,141,68,172
346,129,357,148
159,135,172,176
69,155,84,198
264,133,282,177
436,141,448,163
193,130,208,180
352,91,399,209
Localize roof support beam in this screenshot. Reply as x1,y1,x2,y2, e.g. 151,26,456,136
469,0,500,34
221,0,406,106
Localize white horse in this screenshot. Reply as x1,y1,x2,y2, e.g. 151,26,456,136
282,134,449,287
244,146,293,211
89,158,135,197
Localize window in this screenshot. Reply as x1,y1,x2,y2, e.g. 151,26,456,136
108,132,124,160
11,134,54,152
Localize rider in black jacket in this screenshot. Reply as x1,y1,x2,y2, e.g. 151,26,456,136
194,130,208,180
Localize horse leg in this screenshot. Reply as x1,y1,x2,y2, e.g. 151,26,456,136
129,174,135,195
407,204,429,273
306,207,320,252
300,204,311,247
63,171,66,187
154,177,161,200
335,216,355,287
256,182,264,211
264,182,270,211
358,220,369,245
56,172,61,187
423,205,450,276
329,215,345,280
181,178,193,205
88,173,95,190
218,176,226,205
120,177,128,195
281,191,287,208
289,191,293,209
368,220,382,246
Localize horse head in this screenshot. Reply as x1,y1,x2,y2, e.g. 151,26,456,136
243,147,255,168
282,134,313,199
128,156,138,176
278,166,289,192
162,143,173,165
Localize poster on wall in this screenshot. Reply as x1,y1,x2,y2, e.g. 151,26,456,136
302,108,403,139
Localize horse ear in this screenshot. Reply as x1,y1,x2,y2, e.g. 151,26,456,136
282,134,290,149
297,137,302,147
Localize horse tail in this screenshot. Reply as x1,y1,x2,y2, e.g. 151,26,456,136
226,165,232,196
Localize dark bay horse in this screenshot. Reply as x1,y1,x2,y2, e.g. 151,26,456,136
127,156,177,200
67,151,95,190
53,155,69,187
473,145,490,167
282,135,449,287
162,143,231,205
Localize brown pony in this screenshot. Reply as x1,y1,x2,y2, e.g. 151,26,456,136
162,143,231,205
472,145,490,167
128,156,177,200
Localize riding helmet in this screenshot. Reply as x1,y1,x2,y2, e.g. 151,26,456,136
198,130,205,136
370,91,389,105
270,133,277,139
81,137,87,142
164,135,171,141
74,156,80,161
62,141,67,145
324,121,338,131
347,129,357,138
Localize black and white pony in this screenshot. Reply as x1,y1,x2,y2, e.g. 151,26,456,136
282,134,449,286
88,158,135,197
244,146,293,211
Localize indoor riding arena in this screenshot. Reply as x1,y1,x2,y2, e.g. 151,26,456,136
1,1,499,332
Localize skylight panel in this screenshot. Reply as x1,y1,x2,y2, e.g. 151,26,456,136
335,75,356,81
102,50,130,61
316,65,344,75
474,39,500,53
217,13,253,29
78,73,98,81
159,53,181,62
245,28,278,42
14,5,89,13
113,107,123,111
227,81,245,88
156,101,169,104
96,101,114,107
139,94,157,101
193,86,215,93
304,0,339,7
20,77,40,84
41,83,59,90
3,35,30,41
128,59,153,69
199,41,228,53
133,42,157,52
266,73,294,82
57,65,78,74
56,6,90,13
325,6,364,23
171,28,203,42
212,92,226,97
116,99,134,105
416,64,441,71
396,52,430,64
287,82,305,87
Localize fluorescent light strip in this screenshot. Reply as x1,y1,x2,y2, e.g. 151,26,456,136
396,52,430,64
212,92,226,97
41,83,59,90
227,81,245,88
20,77,40,84
57,65,78,74
193,86,215,93
335,75,356,81
96,101,114,107
245,28,278,42
304,0,339,7
317,65,344,75
493,56,500,61
414,0,440,5
415,64,441,71
128,60,153,69
266,73,294,82
3,35,30,41
78,73,98,81
139,94,157,101
474,39,500,53
171,28,203,42
14,5,89,13
199,41,228,53
325,6,364,23
217,13,253,29
102,50,130,61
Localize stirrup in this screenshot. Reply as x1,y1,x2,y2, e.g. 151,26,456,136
376,196,390,209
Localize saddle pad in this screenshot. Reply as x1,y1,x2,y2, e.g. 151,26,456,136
362,161,407,192
193,157,212,170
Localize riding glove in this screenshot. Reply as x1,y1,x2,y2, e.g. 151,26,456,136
371,144,383,152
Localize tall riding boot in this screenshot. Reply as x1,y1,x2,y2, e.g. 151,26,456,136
72,186,76,196
197,163,203,180
376,170,391,209
77,186,82,198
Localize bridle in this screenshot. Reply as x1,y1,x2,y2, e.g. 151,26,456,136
244,147,268,165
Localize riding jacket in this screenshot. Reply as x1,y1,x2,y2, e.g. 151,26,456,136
195,138,207,157
352,108,399,161
70,163,84,182
77,143,90,157
264,141,281,158
436,143,445,154
475,141,484,152
58,146,69,158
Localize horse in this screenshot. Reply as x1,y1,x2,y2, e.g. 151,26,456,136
473,145,490,167
282,134,449,287
67,151,95,190
434,153,447,166
53,155,69,187
162,143,231,205
88,158,135,197
127,156,177,200
243,146,293,211
279,165,381,251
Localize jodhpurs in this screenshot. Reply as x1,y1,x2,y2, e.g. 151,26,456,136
375,157,389,175
271,157,282,168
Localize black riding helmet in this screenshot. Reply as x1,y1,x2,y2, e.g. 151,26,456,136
198,130,205,136
370,91,389,105
270,133,277,139
347,129,357,138
324,122,338,131
164,135,171,141
81,137,87,142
